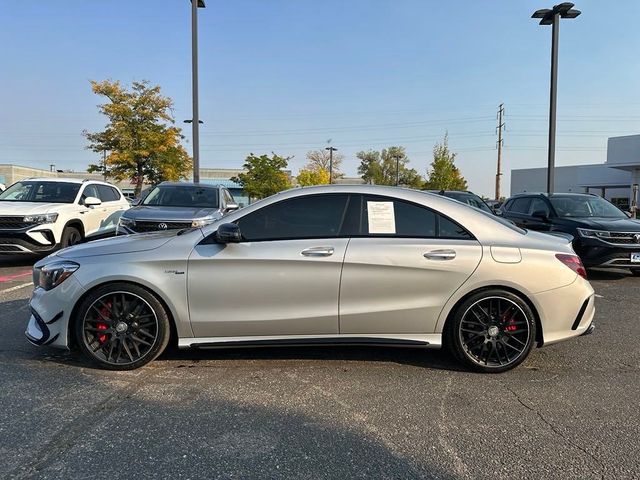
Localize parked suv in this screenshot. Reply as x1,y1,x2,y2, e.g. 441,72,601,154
117,182,239,234
429,190,495,214
502,193,640,275
0,178,129,254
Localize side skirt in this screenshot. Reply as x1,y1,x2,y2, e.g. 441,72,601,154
178,334,443,350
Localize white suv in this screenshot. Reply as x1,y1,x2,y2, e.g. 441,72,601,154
0,178,129,254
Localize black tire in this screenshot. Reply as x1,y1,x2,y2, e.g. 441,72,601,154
74,282,170,370
445,289,536,373
630,268,640,277
60,226,83,249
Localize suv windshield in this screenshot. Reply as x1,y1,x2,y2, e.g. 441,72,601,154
0,181,81,203
549,195,627,219
142,185,219,208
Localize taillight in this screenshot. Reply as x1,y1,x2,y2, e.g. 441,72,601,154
555,254,587,279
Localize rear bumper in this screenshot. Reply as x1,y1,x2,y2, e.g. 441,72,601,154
531,277,596,346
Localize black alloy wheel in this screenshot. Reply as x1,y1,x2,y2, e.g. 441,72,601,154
75,283,170,370
447,289,536,373
61,226,82,249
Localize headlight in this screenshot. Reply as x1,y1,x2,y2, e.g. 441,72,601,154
191,217,215,228
33,261,79,291
118,216,135,227
577,228,611,239
23,213,58,224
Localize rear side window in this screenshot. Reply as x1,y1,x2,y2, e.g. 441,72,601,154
237,194,349,241
358,195,472,239
508,198,532,214
97,185,121,202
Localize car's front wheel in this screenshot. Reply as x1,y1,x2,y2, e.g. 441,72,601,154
630,268,640,277
74,283,170,370
446,289,536,373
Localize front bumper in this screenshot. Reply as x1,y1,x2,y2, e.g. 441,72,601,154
0,229,57,254
575,238,640,268
25,275,86,349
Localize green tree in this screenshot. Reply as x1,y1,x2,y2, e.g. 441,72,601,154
297,168,330,186
423,135,467,191
304,149,343,182
356,146,423,188
83,80,192,196
231,153,292,200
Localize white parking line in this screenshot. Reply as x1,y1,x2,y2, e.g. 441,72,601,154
0,282,32,295
594,294,605,298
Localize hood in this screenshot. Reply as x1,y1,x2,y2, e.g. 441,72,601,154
57,230,182,258
570,217,640,232
123,205,222,222
0,202,66,215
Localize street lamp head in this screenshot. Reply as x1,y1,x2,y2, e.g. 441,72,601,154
183,119,204,124
532,3,580,25
325,147,338,152
190,0,206,7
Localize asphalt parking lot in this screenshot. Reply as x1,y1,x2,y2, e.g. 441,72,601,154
1,256,639,480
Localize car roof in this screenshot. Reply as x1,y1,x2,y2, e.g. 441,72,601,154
20,177,120,188
510,192,595,198
158,182,221,188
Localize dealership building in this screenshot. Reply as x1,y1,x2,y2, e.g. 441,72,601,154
511,134,640,209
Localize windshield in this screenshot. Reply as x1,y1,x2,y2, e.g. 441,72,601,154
444,192,493,213
142,185,219,208
0,181,81,203
549,195,627,219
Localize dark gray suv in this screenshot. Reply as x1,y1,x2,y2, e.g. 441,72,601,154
117,182,239,234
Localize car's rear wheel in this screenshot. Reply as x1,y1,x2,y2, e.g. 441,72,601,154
630,268,640,277
74,283,170,370
446,289,536,373
60,226,82,249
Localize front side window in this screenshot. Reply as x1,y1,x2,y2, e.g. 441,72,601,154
237,194,349,241
529,198,550,216
549,195,627,219
508,198,532,214
142,185,220,208
0,181,80,203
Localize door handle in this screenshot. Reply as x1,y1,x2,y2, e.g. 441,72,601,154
423,249,456,261
301,246,335,257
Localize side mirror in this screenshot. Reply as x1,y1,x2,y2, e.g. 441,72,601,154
624,211,633,218
215,223,241,243
84,196,102,207
225,202,240,213
493,207,503,216
531,210,549,221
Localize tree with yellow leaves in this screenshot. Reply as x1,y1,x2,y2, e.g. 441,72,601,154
83,80,192,196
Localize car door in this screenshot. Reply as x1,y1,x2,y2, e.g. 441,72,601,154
503,197,533,228
96,185,127,236
339,195,483,335
187,193,351,338
526,197,553,231
78,184,109,237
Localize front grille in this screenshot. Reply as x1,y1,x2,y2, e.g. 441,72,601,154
606,232,640,246
130,221,191,233
0,216,34,230
0,244,24,252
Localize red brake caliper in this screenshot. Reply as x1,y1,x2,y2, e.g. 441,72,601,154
501,308,518,333
97,301,112,343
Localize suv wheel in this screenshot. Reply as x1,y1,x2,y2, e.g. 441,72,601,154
631,268,640,277
446,289,536,373
74,283,171,370
60,226,82,249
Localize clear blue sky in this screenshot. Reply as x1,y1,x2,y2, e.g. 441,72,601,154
1,0,640,196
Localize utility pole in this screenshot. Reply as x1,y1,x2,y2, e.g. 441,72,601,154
325,146,337,184
495,104,505,200
102,150,107,181
394,154,402,186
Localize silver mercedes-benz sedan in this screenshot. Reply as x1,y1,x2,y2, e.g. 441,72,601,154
25,185,595,372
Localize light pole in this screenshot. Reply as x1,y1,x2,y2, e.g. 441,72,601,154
190,0,206,183
325,146,337,184
532,2,581,194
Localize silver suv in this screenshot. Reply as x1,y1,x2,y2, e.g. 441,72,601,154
117,182,239,234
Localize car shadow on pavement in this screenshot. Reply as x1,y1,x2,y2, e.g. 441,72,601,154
0,254,41,268
587,268,631,281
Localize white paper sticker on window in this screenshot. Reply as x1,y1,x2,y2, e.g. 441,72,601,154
367,201,396,234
